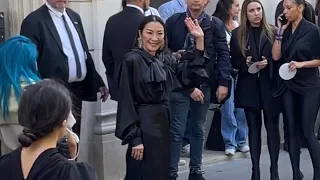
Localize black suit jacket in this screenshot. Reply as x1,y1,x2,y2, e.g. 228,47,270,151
20,5,104,102
230,27,281,115
102,6,145,101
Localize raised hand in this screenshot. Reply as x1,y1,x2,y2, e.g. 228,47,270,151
185,17,204,38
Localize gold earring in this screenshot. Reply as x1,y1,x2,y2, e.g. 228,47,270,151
160,43,165,50
138,38,142,48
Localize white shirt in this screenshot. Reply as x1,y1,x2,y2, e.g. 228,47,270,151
145,7,161,17
46,2,87,82
127,4,144,14
126,4,161,18
226,21,239,49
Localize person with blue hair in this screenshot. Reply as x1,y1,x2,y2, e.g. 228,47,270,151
0,35,40,154
0,35,78,158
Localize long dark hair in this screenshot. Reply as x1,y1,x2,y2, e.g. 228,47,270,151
213,0,235,23
133,15,168,53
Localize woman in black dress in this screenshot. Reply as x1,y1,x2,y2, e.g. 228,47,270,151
0,79,97,179
115,15,208,180
230,0,281,179
272,0,320,179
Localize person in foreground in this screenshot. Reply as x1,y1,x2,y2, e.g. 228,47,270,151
115,15,208,180
272,0,320,179
0,79,97,180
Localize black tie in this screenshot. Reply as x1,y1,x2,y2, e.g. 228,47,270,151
62,14,82,78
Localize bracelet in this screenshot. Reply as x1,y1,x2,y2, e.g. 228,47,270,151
275,35,283,41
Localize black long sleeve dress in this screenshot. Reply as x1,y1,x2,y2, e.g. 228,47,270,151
0,147,97,180
115,48,208,180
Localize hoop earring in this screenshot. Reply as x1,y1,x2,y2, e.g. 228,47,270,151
138,38,142,48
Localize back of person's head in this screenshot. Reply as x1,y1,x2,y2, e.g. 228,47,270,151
18,79,72,147
213,0,235,23
0,35,40,119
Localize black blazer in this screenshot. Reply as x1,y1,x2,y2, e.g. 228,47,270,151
102,6,145,101
230,27,280,115
20,5,104,102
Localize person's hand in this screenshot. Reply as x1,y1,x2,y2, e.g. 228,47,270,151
132,144,144,160
66,132,77,159
288,61,304,71
216,86,228,103
185,17,204,38
99,86,109,102
172,49,186,60
190,88,204,103
256,56,268,69
246,56,253,67
277,14,290,32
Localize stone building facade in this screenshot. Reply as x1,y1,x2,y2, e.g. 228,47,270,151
0,0,316,179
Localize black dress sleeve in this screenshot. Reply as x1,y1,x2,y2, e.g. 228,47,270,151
115,56,142,147
230,30,249,74
310,28,320,59
68,162,98,180
161,50,208,91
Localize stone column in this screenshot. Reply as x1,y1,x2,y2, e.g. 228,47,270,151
68,1,126,179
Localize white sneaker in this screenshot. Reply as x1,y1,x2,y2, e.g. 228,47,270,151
225,149,235,156
178,159,187,166
238,145,250,153
181,144,190,157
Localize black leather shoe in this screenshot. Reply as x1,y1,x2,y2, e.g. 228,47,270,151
188,173,205,180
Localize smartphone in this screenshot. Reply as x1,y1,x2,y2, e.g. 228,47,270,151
280,14,288,25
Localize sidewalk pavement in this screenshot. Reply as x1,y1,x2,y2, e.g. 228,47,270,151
178,149,313,180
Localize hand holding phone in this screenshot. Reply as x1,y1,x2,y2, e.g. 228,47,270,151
280,14,288,25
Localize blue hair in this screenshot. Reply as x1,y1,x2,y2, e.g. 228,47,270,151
0,35,41,119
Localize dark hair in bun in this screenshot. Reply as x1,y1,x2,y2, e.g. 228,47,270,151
18,79,72,147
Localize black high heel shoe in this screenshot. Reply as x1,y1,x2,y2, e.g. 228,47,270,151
251,169,260,180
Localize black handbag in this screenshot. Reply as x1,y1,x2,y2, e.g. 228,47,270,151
205,108,225,151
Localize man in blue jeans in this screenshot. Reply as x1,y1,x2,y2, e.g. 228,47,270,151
166,0,231,179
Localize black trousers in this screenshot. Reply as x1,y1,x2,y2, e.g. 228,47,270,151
281,88,320,180
244,109,280,179
69,82,83,137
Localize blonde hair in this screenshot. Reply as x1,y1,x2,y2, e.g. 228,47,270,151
237,0,275,57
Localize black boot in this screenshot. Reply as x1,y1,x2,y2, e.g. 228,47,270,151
188,173,205,180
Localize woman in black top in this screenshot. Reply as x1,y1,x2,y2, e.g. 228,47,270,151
272,0,320,179
230,0,280,179
115,15,208,180
0,79,97,180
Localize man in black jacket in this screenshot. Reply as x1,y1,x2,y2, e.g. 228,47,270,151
20,0,109,137
166,0,231,179
102,0,147,101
